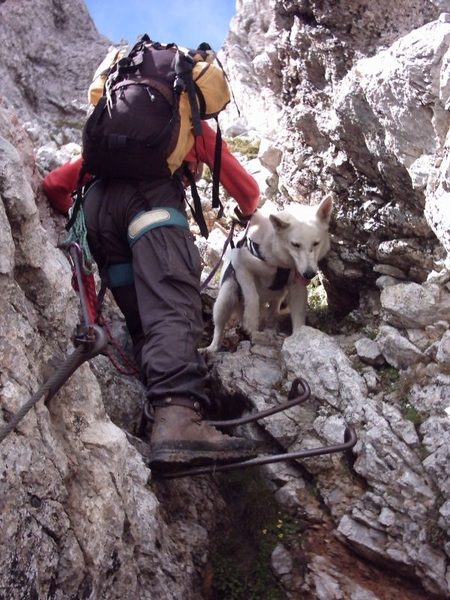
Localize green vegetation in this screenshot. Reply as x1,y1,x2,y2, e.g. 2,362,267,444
305,277,341,334
307,276,328,313
211,469,303,600
400,397,427,427
226,137,261,159
378,366,401,389
305,278,375,337
202,164,212,183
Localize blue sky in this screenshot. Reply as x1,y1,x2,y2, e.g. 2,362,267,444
84,0,237,51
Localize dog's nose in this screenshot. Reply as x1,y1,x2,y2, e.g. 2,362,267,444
303,269,316,281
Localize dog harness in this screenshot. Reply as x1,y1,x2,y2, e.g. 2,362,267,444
246,238,291,291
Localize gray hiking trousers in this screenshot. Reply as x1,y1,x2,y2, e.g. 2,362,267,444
82,177,209,407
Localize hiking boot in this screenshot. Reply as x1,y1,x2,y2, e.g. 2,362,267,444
148,399,256,470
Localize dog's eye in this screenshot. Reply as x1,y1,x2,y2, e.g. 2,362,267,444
313,241,320,247
291,242,301,248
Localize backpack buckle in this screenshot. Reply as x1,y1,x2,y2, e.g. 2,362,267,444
174,76,185,94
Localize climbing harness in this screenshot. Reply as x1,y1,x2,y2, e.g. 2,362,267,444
128,207,190,246
134,377,357,479
64,206,140,377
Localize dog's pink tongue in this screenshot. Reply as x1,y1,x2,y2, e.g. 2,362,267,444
295,272,311,286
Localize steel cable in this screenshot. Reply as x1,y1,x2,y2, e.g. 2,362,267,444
0,326,107,443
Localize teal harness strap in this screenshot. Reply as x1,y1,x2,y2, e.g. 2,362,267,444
108,263,135,288
108,207,189,288
127,207,189,248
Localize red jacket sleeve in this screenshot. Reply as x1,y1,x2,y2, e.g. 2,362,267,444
185,122,260,216
42,156,85,214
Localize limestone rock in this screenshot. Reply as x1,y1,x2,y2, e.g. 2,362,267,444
376,325,426,369
354,337,385,367
1,0,450,598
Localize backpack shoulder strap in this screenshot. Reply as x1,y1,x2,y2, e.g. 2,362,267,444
182,162,209,238
174,51,203,137
211,117,224,217
65,166,88,232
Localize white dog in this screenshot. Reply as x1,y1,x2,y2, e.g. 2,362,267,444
206,194,333,353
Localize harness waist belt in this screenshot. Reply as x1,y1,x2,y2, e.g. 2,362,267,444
108,263,134,288
127,207,189,247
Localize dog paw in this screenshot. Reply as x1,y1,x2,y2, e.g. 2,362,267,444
242,318,258,335
201,344,217,355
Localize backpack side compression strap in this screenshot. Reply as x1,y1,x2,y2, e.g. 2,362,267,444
65,166,88,232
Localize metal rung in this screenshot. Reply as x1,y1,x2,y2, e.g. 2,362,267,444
158,426,358,479
208,377,310,428
143,377,311,427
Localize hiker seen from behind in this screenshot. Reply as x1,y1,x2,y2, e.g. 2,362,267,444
43,34,260,471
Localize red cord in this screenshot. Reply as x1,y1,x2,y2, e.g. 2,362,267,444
83,273,98,326
99,315,141,376
72,271,140,376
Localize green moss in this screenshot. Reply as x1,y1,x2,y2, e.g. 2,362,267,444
226,137,261,159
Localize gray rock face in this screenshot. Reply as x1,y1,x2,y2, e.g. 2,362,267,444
0,0,108,146
1,0,450,599
222,0,450,314
354,337,385,367
212,326,450,597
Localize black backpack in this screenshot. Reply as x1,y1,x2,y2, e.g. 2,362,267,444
83,36,199,180
67,35,229,237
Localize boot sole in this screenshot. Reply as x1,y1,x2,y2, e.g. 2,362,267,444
149,445,257,472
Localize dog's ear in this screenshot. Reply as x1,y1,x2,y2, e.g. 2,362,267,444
316,194,333,224
269,214,290,231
